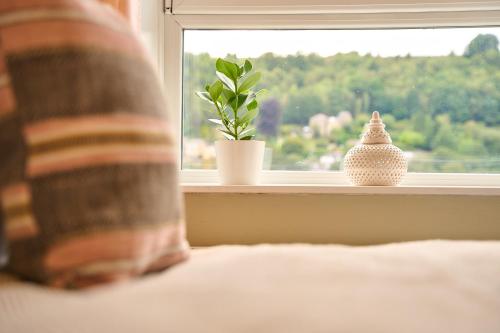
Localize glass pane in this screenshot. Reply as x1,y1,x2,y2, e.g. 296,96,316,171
182,28,500,173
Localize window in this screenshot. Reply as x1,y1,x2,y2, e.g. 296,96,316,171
182,28,500,173
138,0,500,188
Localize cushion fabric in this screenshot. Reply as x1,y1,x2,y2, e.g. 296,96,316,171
0,221,6,268
0,0,188,288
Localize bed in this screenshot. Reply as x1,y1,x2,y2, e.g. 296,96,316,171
1,240,499,333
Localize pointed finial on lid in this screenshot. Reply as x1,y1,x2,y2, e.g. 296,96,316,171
361,111,392,144
369,111,383,126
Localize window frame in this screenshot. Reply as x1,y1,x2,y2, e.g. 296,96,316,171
151,0,500,190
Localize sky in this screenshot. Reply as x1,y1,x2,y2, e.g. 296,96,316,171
184,27,500,58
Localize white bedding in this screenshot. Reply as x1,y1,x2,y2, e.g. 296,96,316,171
1,240,500,333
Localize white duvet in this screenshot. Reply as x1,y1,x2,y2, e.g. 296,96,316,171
1,240,500,333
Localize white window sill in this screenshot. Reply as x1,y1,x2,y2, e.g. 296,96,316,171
181,171,500,196
182,184,500,195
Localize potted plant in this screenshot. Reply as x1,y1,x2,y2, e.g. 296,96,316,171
196,58,265,185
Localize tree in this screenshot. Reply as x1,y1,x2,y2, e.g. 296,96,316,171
411,112,435,150
428,84,468,122
257,99,282,137
405,89,421,117
283,91,325,125
397,130,426,150
464,34,499,57
431,115,458,150
281,137,308,157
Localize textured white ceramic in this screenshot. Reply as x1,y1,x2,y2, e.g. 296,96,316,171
215,140,265,185
344,111,408,186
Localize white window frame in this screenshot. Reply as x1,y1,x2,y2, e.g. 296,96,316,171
147,0,500,193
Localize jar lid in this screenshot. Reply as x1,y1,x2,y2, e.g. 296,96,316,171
361,111,392,144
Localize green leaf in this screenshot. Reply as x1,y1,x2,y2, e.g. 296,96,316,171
242,93,256,106
221,132,235,140
230,94,248,111
238,72,261,93
244,60,252,73
240,107,259,123
216,71,235,91
208,118,223,125
226,96,236,111
246,99,258,111
222,88,235,101
208,80,223,101
240,135,254,140
237,66,244,77
239,127,256,138
195,91,213,104
219,129,236,140
255,88,267,96
216,58,239,81
237,94,249,109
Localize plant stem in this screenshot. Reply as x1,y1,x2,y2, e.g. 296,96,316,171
213,100,234,137
233,80,239,139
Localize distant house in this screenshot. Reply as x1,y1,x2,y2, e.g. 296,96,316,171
309,111,353,137
309,113,330,137
337,111,353,126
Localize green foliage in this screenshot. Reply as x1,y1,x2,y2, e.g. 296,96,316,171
196,58,263,140
457,137,487,156
398,130,426,150
272,137,311,170
283,91,325,125
464,34,499,57
431,115,457,150
281,137,308,157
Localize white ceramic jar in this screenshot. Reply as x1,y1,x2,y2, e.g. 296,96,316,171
343,111,408,186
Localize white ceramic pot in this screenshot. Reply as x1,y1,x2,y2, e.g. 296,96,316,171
215,140,265,185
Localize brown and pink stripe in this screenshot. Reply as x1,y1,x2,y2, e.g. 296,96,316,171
0,0,148,62
1,183,38,240
0,47,15,117
45,223,187,272
1,19,145,58
0,0,105,13
24,114,176,177
45,222,188,288
0,1,129,33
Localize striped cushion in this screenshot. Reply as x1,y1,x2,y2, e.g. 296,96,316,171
0,0,189,288
0,223,6,268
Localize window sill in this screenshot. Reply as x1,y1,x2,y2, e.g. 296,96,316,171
181,171,500,196
181,170,500,196
182,184,500,195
